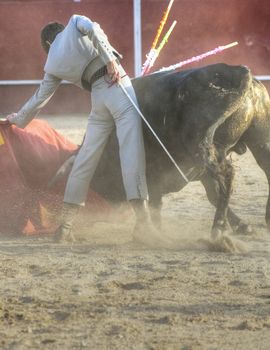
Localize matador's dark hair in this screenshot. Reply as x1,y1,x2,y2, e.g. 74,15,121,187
40,22,65,53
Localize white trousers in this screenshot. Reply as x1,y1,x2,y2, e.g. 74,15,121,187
64,71,148,205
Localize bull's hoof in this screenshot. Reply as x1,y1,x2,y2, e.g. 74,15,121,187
210,235,239,253
233,222,253,235
211,227,223,240
54,225,76,243
211,220,230,240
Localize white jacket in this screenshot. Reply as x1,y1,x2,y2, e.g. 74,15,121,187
10,15,120,128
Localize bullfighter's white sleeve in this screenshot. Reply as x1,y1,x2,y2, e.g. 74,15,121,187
75,15,115,65
9,73,61,128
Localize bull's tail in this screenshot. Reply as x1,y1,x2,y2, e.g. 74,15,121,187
200,66,252,172
199,65,252,198
202,66,252,149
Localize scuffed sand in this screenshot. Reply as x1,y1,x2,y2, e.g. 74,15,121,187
0,115,270,350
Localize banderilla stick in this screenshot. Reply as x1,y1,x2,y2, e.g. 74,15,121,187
119,83,189,183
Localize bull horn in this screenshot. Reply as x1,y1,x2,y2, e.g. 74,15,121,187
47,154,76,188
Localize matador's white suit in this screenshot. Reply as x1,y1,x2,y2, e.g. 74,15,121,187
8,15,149,205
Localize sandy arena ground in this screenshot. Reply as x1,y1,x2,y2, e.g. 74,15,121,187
0,115,270,350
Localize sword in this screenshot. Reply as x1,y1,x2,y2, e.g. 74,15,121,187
119,83,189,183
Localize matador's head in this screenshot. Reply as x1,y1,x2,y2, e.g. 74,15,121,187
40,22,65,53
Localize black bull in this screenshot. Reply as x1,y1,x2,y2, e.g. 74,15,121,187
55,63,270,237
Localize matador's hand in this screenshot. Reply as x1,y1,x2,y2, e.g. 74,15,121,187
5,113,17,125
0,115,13,125
106,60,120,84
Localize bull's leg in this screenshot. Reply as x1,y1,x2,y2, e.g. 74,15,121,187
130,199,165,247
200,144,234,238
130,199,161,232
247,142,270,231
211,157,234,238
200,174,253,234
149,196,163,230
227,208,253,234
146,169,163,229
